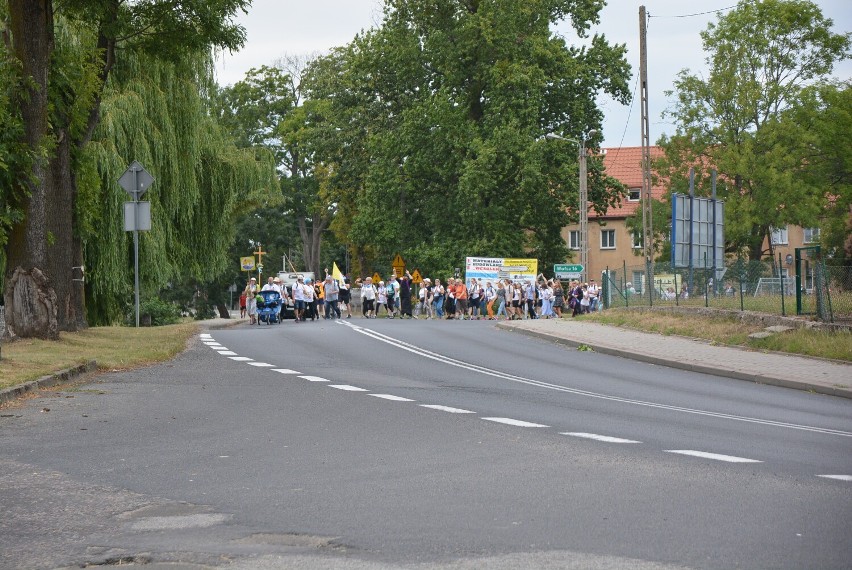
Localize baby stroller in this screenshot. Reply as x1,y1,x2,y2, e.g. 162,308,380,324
255,290,282,325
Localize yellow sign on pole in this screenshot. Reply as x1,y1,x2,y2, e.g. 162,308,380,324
392,253,405,277
240,256,256,271
411,269,423,284
372,272,382,284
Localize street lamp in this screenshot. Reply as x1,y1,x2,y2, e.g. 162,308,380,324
546,129,597,283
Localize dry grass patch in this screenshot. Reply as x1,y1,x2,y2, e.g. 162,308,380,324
0,323,199,392
578,310,851,361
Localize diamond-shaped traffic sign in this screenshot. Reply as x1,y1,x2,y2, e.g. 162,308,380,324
118,161,154,198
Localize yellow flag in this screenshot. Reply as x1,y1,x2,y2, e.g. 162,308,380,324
332,262,345,284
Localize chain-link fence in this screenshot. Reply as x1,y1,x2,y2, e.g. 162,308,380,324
599,256,851,323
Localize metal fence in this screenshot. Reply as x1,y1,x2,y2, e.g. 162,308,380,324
599,257,851,323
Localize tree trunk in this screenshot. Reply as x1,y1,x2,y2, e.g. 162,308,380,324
4,0,59,339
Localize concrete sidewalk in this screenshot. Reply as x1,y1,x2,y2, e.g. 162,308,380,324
497,319,852,400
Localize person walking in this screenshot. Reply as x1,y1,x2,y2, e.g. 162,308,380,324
339,276,352,318
432,278,445,319
454,277,468,319
323,274,340,319
377,281,388,317
553,280,565,318
357,276,377,318
245,277,259,324
397,270,414,318
291,276,306,323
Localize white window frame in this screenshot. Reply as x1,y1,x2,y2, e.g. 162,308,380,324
632,230,643,249
770,226,788,245
803,227,820,244
628,188,641,202
568,230,580,250
601,229,616,250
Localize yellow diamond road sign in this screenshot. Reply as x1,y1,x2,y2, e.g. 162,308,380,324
411,269,423,284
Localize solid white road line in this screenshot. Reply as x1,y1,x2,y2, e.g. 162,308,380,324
664,450,762,463
338,320,852,439
228,356,253,361
216,351,237,356
247,362,274,367
271,368,301,374
482,417,549,428
369,394,415,402
298,375,330,382
561,432,641,443
817,475,852,481
329,385,369,392
419,404,475,414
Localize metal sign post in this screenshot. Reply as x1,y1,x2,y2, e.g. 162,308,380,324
119,161,154,327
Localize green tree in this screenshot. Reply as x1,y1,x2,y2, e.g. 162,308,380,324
2,0,254,338
658,0,850,261
304,0,631,278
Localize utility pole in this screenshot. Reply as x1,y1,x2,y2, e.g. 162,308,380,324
639,6,654,304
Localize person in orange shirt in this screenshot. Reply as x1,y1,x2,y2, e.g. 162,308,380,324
454,279,468,319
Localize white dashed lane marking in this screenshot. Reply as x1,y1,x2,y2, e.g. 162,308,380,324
665,450,762,463
298,376,330,382
247,362,275,367
329,385,369,392
228,357,253,362
271,369,301,375
817,475,852,482
369,394,415,402
419,405,475,414
482,417,549,428
217,351,237,356
562,432,641,443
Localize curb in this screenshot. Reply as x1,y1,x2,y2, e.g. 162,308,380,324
0,361,98,405
496,323,852,400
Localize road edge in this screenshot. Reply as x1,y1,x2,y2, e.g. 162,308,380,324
0,361,98,406
496,323,852,400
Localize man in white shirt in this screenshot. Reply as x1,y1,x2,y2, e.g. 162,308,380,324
291,276,306,323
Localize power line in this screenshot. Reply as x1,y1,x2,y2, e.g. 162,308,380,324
648,4,738,19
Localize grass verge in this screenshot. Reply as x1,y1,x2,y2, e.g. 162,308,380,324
578,310,852,362
0,322,200,392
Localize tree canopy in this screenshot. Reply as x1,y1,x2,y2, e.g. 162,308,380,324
657,0,850,260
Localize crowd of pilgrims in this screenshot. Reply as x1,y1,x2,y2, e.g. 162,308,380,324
355,270,601,320
243,269,601,323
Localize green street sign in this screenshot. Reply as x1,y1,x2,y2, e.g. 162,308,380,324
554,264,583,273
554,264,583,279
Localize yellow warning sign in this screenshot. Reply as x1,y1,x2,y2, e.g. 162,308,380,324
372,272,381,284
392,254,405,266
411,269,423,284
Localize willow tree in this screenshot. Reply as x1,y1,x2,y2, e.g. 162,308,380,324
81,51,277,325
304,0,631,277
2,0,252,338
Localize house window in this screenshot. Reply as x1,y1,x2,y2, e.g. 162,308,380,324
632,231,643,249
803,227,820,244
770,226,788,245
628,188,641,202
632,271,645,293
601,229,616,249
568,230,580,250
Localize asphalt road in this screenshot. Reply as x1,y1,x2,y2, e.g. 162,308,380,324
1,318,850,569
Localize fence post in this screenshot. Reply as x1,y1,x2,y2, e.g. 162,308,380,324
778,253,786,317
704,252,709,308
738,258,745,312
623,260,629,308
674,272,679,307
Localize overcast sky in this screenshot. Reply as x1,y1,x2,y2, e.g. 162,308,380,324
214,0,851,148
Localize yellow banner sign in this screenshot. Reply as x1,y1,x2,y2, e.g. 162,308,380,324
240,256,256,271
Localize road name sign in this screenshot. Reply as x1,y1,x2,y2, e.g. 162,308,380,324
554,264,583,279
